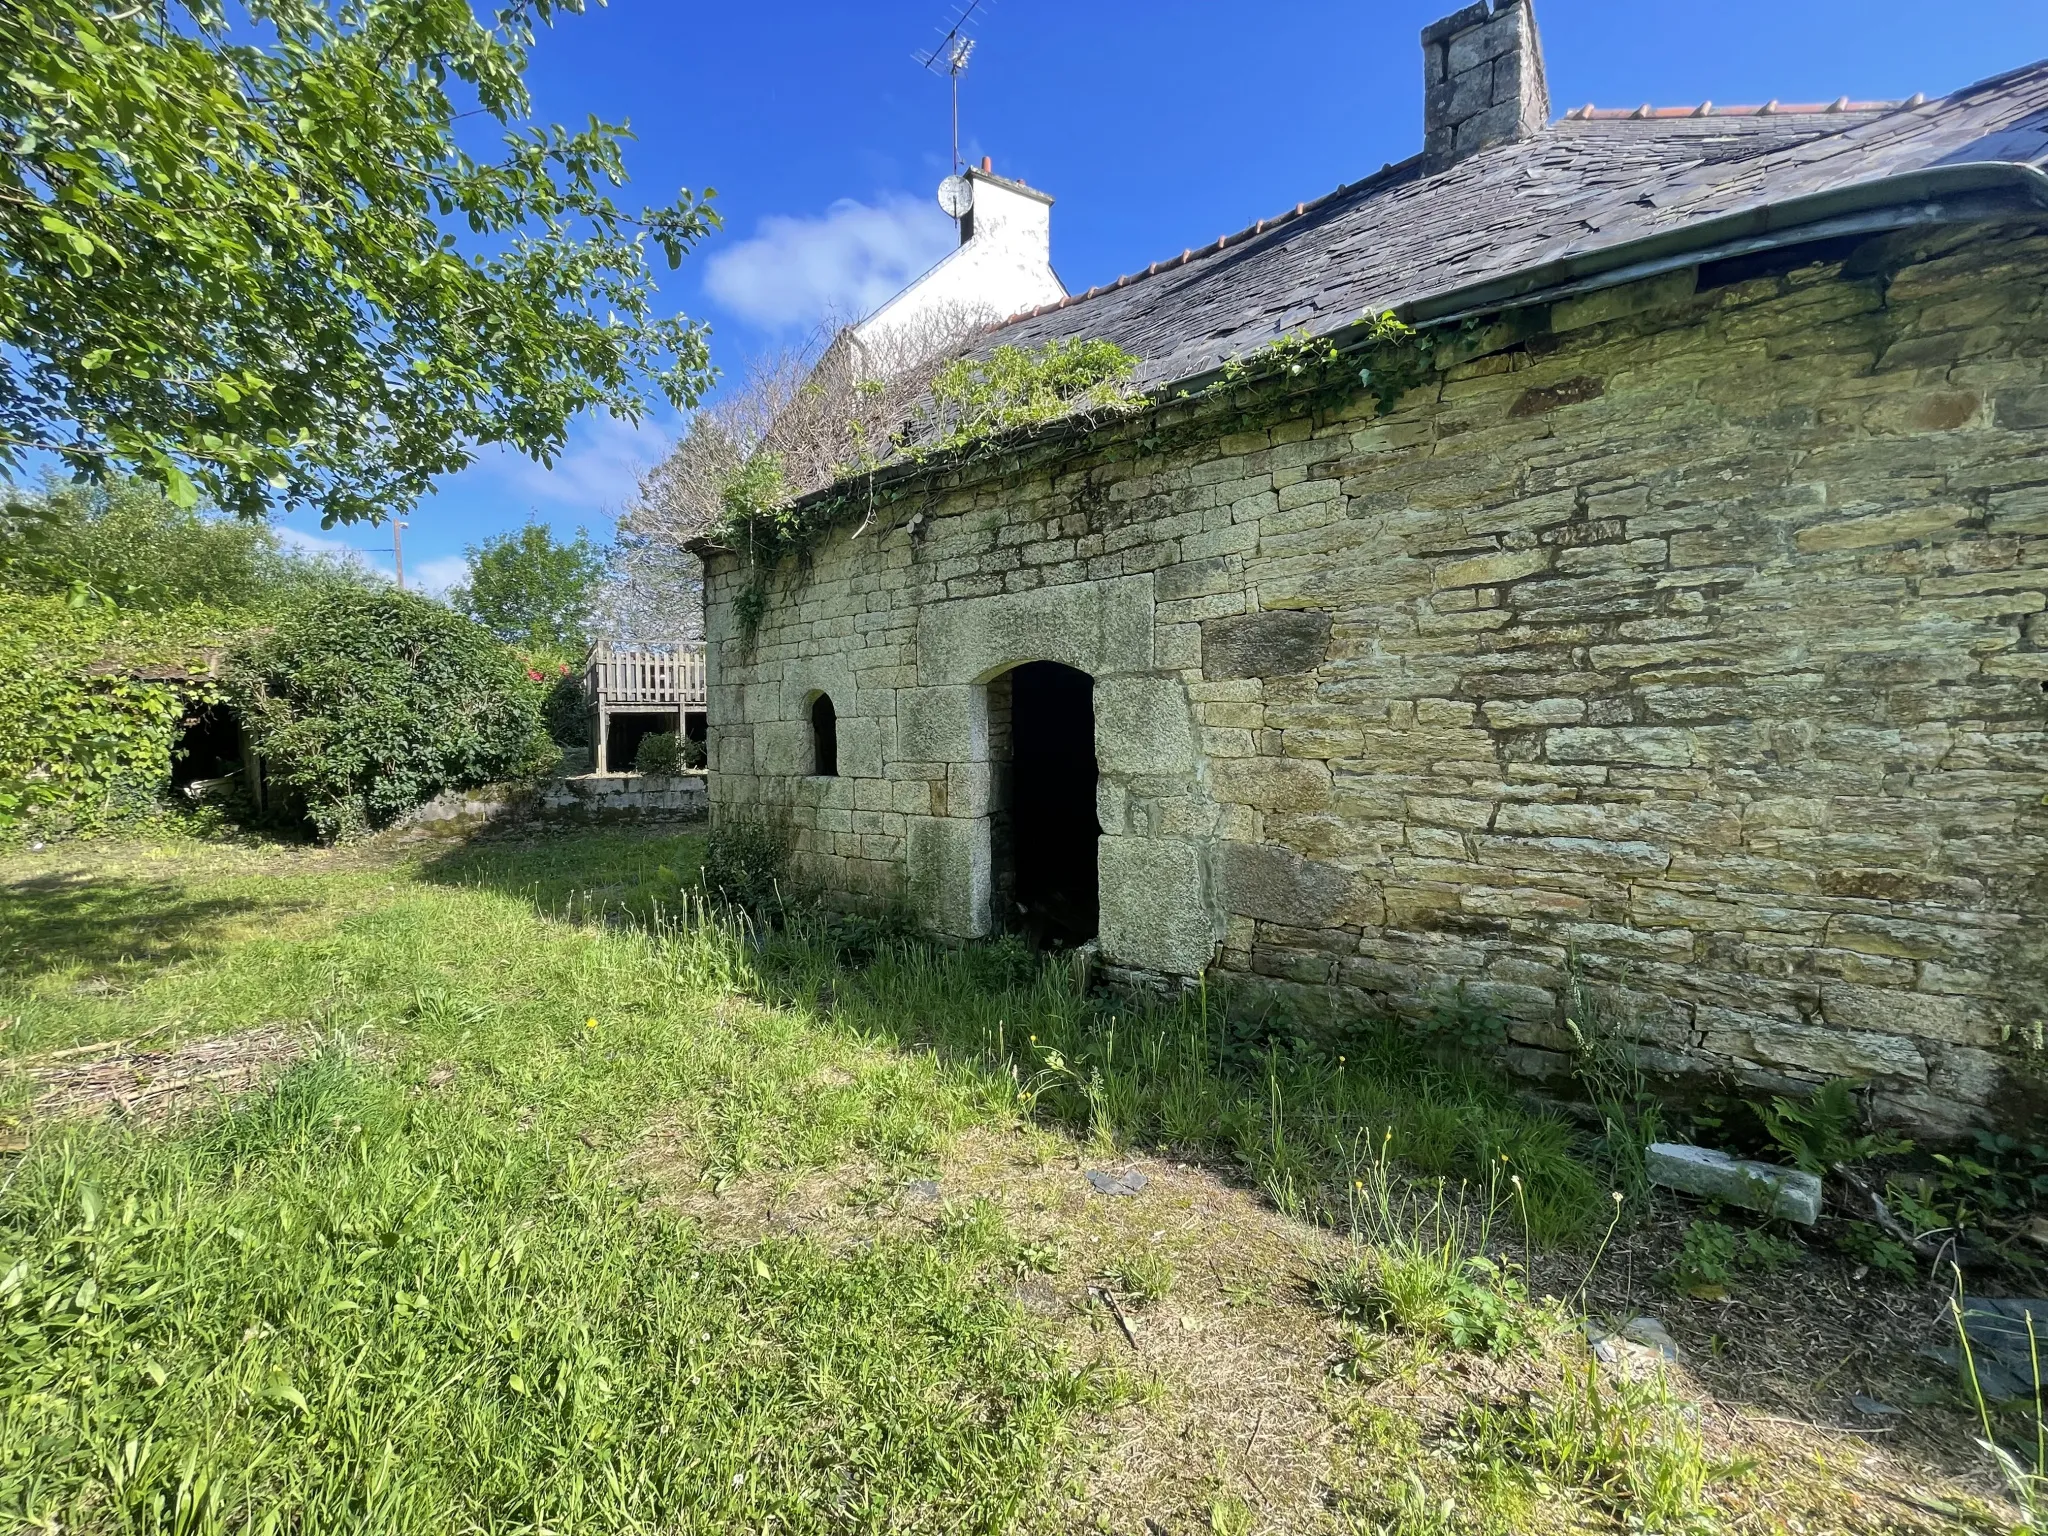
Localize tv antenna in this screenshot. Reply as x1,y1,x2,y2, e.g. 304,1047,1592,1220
914,0,988,173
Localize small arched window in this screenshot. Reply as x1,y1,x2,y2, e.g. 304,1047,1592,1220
810,693,838,777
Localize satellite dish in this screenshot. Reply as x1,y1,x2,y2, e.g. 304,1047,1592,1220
937,174,974,219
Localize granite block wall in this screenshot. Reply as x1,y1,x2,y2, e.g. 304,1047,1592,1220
703,222,2048,1133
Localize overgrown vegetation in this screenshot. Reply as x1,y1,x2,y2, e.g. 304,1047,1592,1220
635,308,1440,649
0,475,389,841
1,475,365,613
1205,311,1433,416
0,595,229,837
0,830,2010,1531
226,588,554,841
701,808,795,916
917,338,1143,456
0,836,1115,1531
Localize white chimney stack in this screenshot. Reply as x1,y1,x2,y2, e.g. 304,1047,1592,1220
852,159,1065,368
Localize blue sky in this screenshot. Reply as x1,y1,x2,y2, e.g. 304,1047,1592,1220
287,0,2048,589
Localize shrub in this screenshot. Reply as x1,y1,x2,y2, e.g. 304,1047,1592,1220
540,669,590,748
635,731,681,775
227,587,554,841
679,733,708,770
702,807,791,915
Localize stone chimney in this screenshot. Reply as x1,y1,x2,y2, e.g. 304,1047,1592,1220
1422,0,1551,171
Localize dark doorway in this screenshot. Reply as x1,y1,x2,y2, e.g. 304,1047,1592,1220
996,661,1098,947
170,703,241,789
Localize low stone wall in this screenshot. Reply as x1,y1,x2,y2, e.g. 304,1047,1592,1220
392,772,707,835
537,772,708,822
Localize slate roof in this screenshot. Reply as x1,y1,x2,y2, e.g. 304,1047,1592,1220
987,61,2048,390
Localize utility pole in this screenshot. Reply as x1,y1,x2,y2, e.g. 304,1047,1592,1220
392,521,408,591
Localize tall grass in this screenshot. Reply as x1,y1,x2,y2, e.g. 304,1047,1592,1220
0,839,1116,1531
750,914,1601,1245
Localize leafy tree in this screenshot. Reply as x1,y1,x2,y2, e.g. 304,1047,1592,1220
0,474,372,612
450,522,607,651
2,1,718,526
227,587,553,841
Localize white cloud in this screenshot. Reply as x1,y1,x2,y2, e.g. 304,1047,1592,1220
272,523,467,597
409,556,471,597
473,411,676,517
273,523,384,574
703,194,955,331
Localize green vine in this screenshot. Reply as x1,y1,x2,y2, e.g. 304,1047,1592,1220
0,594,231,838
1206,311,1432,415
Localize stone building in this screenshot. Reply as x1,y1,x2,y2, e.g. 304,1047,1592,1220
698,0,2048,1133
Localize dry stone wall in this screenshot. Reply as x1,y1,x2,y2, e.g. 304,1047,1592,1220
704,222,2048,1134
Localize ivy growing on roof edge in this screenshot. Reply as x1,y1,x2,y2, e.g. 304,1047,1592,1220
715,315,1432,647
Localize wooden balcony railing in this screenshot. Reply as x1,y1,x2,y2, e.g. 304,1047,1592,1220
585,643,706,709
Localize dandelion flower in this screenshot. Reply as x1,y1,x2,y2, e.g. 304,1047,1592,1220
585,1017,598,1030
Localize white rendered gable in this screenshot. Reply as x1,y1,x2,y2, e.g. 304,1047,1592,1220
852,167,1065,367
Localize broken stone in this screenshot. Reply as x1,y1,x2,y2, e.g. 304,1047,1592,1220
1849,1394,1904,1417
904,1178,941,1202
1644,1142,1822,1225
1084,1168,1148,1197
1587,1315,1683,1373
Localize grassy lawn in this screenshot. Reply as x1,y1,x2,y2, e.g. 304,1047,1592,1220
0,827,2014,1533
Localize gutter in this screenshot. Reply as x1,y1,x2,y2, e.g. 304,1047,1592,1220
699,160,2048,547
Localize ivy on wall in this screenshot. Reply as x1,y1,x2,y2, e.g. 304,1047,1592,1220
0,594,229,836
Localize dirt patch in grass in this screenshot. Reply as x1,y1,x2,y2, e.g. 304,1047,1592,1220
631,1117,2014,1532
15,1021,316,1125
1568,1220,2012,1522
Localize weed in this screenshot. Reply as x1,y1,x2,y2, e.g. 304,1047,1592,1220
1463,1356,1748,1531
1318,1140,1536,1357
1207,1492,1255,1535
701,807,791,916
1670,1217,1804,1298
1107,1248,1177,1308
1953,1271,2048,1526
1319,1246,1531,1357
1561,969,1665,1213
1753,1078,1909,1173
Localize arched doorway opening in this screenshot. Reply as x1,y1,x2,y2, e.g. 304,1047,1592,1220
988,660,1098,946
